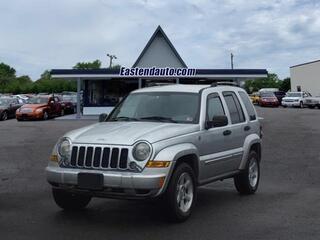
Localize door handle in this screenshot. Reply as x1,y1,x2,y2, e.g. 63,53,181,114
223,130,232,136
244,126,251,131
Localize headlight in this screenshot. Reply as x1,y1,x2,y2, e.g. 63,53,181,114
57,138,72,160
35,108,43,113
132,141,151,161
294,99,299,102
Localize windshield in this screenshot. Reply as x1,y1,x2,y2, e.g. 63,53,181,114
62,95,77,102
27,97,48,104
0,98,10,105
260,92,275,97
286,92,302,97
108,92,200,124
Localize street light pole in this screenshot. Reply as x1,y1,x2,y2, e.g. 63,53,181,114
231,53,234,69
107,53,117,68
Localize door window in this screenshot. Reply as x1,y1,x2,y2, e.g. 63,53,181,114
223,91,245,124
206,93,225,121
238,91,256,121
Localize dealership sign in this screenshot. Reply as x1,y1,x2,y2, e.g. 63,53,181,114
120,67,196,77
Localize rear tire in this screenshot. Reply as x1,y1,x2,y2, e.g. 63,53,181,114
164,163,197,222
234,151,260,194
52,188,91,211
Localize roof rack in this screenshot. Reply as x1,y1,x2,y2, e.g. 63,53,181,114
211,82,239,87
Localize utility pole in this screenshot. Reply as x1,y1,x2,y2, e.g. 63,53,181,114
230,53,234,69
107,53,117,68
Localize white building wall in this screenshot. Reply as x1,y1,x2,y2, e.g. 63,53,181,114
135,33,185,68
290,61,320,96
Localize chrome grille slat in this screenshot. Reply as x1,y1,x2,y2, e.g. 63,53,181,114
69,145,128,170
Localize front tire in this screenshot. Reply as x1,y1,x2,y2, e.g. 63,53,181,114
1,111,8,121
164,163,197,222
234,151,260,194
52,188,92,211
43,111,49,120
300,101,304,108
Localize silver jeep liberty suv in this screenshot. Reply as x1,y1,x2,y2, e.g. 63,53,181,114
46,84,262,222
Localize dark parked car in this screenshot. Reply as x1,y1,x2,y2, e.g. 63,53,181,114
259,92,280,107
274,91,286,104
60,95,77,114
0,97,22,121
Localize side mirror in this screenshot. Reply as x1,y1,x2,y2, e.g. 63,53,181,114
99,113,108,122
50,100,54,104
206,115,228,129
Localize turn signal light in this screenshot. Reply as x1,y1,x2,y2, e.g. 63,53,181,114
146,161,170,168
50,154,58,162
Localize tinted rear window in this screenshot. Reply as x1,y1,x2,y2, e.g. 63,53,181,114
239,91,256,121
223,91,245,124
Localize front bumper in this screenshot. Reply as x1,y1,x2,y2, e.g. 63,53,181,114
16,112,43,120
281,101,300,107
46,165,169,199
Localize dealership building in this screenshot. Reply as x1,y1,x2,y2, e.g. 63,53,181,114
51,26,268,117
290,60,320,96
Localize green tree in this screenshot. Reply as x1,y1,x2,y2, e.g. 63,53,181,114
279,78,291,92
73,59,101,69
244,73,281,93
0,62,16,77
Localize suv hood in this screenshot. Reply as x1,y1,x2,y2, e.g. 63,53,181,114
66,122,200,145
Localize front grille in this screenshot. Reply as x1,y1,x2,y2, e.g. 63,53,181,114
69,145,129,170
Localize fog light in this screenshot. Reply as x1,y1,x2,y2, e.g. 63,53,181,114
146,161,170,168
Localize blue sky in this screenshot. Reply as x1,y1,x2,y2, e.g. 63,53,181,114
0,0,319,80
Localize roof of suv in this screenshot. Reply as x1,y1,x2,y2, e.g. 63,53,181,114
133,84,244,93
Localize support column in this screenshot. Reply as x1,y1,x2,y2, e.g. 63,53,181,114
138,78,142,89
76,77,81,119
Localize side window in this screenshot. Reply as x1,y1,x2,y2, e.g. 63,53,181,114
206,93,225,121
223,91,245,124
239,91,256,121
54,97,59,102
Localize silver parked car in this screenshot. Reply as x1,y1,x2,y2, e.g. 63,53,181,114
46,84,262,221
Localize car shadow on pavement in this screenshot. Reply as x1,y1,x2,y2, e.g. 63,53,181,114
50,187,241,226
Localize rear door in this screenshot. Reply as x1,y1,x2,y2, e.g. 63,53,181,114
221,91,247,170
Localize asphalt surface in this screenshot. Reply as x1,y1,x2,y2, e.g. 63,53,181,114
0,107,319,240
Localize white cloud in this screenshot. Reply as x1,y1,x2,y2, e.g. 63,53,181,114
0,0,319,79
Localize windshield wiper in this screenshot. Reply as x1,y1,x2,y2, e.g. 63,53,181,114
139,116,177,123
110,116,140,121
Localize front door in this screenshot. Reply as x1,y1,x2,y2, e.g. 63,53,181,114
199,93,236,180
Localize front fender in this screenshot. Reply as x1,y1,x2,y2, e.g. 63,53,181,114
239,133,261,169
152,143,199,196
153,143,199,162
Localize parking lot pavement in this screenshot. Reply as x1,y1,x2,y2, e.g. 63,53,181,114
1,107,320,240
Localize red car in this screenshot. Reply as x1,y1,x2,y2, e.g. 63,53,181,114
16,95,64,121
259,92,280,107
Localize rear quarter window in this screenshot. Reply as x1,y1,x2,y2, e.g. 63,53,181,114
223,91,245,124
239,91,256,121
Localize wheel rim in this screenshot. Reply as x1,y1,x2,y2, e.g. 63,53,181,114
44,112,48,120
176,172,194,213
300,102,303,108
3,112,8,120
248,158,258,188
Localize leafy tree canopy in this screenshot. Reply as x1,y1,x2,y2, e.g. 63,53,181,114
73,60,101,69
